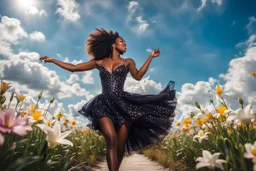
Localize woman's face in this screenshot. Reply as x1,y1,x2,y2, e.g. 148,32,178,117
113,37,127,54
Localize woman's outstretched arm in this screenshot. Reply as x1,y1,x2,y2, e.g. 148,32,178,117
39,56,97,72
127,48,160,81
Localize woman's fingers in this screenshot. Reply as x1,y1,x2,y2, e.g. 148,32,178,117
39,56,49,63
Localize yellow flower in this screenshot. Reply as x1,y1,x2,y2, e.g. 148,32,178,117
237,122,244,129
32,111,43,123
184,123,190,128
0,80,11,94
204,128,210,132
182,126,188,131
182,118,192,125
56,112,64,119
216,106,228,121
71,121,76,126
29,104,36,113
99,136,103,139
63,120,68,125
215,85,223,95
206,112,213,120
176,122,181,126
83,129,88,134
15,92,26,103
252,71,256,77
227,129,232,135
196,118,206,126
20,112,28,117
253,125,256,130
46,120,54,127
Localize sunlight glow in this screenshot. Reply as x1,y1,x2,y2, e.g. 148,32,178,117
17,0,35,9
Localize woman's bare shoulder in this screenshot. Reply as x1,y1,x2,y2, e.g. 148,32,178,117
93,59,104,66
125,58,135,65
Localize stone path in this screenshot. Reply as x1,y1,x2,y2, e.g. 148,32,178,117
90,153,171,171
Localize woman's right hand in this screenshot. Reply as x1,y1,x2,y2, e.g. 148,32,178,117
39,56,53,63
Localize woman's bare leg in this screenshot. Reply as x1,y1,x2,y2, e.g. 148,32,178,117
99,117,118,171
116,122,132,170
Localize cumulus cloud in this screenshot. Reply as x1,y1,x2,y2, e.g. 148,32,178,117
175,44,256,123
124,76,163,94
0,40,13,56
0,51,94,101
56,0,80,22
29,31,46,41
0,16,28,57
25,6,47,17
0,16,28,44
219,46,256,106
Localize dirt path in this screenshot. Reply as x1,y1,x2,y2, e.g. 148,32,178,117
90,153,171,171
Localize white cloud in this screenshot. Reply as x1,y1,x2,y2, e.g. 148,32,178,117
236,34,256,49
66,73,80,84
219,46,256,105
56,0,80,22
197,0,207,12
124,76,162,94
0,51,94,101
29,31,46,41
81,71,93,84
25,6,47,17
135,16,149,33
246,16,256,34
146,48,152,53
197,0,223,11
0,40,13,56
0,16,28,44
63,57,83,64
127,1,139,21
175,44,256,122
0,16,28,57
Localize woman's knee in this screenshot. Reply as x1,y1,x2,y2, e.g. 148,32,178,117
98,117,118,148
105,133,118,148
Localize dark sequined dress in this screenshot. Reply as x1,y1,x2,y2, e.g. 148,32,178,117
78,58,177,155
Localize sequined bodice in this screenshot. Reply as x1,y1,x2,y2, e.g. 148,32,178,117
98,64,127,94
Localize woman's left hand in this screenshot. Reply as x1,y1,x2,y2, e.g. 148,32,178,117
150,48,161,58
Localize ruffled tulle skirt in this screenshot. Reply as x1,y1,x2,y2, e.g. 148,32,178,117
78,80,177,155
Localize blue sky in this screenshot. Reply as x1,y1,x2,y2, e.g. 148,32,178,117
0,0,256,127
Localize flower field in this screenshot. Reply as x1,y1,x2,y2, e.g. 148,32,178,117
0,80,106,171
1,74,256,170
144,79,256,171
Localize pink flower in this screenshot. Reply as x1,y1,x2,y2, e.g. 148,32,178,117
0,109,32,136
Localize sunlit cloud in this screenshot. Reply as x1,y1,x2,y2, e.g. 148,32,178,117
56,0,80,22
29,31,46,41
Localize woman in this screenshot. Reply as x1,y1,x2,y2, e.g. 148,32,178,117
39,28,177,171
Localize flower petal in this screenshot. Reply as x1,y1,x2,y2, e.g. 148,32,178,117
196,162,210,169
203,150,212,160
244,104,252,116
0,133,4,146
215,162,224,170
59,131,72,140
196,157,207,162
53,123,61,138
12,125,28,136
57,138,73,147
209,153,221,163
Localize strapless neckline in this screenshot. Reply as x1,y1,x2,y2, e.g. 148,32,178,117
99,64,126,75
